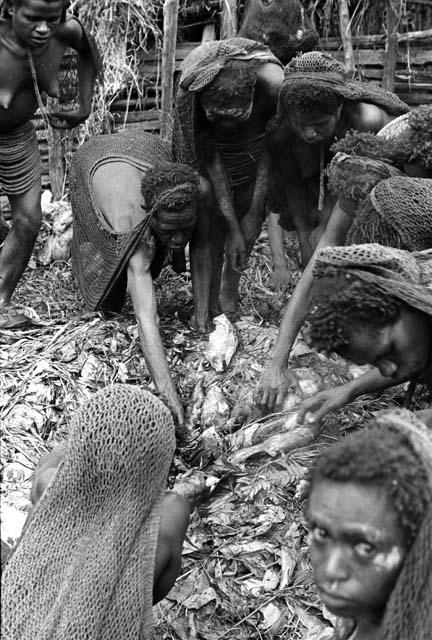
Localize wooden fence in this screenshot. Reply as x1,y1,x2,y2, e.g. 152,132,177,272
1,24,430,214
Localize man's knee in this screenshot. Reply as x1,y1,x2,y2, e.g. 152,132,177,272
12,198,42,236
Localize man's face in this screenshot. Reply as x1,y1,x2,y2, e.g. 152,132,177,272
307,479,406,619
199,87,254,131
12,0,64,48
338,306,431,381
289,107,342,144
151,203,197,250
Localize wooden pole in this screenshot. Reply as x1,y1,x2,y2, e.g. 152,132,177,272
220,0,238,39
202,23,216,42
160,0,179,141
338,0,355,77
382,0,402,91
46,97,64,200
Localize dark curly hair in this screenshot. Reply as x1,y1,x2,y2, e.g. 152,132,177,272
281,82,343,115
309,422,431,547
140,163,199,210
308,275,402,352
331,131,400,165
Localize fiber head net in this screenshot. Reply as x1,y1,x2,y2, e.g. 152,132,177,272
1,384,176,640
378,105,432,171
279,51,408,116
313,244,432,317
372,409,432,640
348,177,432,251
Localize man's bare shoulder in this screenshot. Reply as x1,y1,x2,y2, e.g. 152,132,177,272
345,101,393,133
256,62,284,99
54,17,86,49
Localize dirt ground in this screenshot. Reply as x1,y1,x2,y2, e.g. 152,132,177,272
1,198,430,639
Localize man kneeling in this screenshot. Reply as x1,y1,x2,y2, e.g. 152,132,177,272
70,130,209,428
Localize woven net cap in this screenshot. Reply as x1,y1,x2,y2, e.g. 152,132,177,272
279,51,408,115
372,409,432,640
378,105,432,171
314,243,432,316
369,177,432,250
1,384,176,640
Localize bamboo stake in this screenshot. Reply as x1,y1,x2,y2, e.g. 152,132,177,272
338,0,355,77
382,0,402,91
160,0,179,141
46,97,64,200
220,0,238,39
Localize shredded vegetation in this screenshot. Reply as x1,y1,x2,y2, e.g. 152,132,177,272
1,200,429,639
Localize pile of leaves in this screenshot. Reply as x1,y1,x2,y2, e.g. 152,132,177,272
1,200,429,638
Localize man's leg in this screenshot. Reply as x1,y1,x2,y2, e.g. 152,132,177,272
209,215,229,318
0,180,42,307
220,183,263,317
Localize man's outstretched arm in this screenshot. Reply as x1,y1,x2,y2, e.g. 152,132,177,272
255,201,353,410
127,241,184,428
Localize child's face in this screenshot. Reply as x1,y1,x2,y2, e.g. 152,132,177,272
306,479,406,620
11,0,64,48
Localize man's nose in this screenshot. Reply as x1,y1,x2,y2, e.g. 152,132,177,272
303,127,317,140
36,21,50,34
322,546,350,583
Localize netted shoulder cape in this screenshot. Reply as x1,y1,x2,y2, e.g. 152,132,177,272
347,177,432,251
314,243,432,317
331,409,432,640
373,410,432,640
274,51,408,126
172,37,282,170
1,384,176,640
70,130,171,311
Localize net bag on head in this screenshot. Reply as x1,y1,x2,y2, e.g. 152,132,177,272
313,243,432,316
70,130,172,311
276,51,408,119
373,409,432,640
1,384,176,640
347,177,432,251
378,105,432,171
172,38,281,170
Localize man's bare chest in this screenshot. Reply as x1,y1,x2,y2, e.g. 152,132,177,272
0,39,66,109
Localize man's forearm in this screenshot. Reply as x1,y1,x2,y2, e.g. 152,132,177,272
76,50,97,115
270,201,354,367
344,367,410,402
206,154,241,233
248,149,269,215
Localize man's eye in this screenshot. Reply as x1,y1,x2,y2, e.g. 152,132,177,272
354,542,376,558
311,526,329,542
